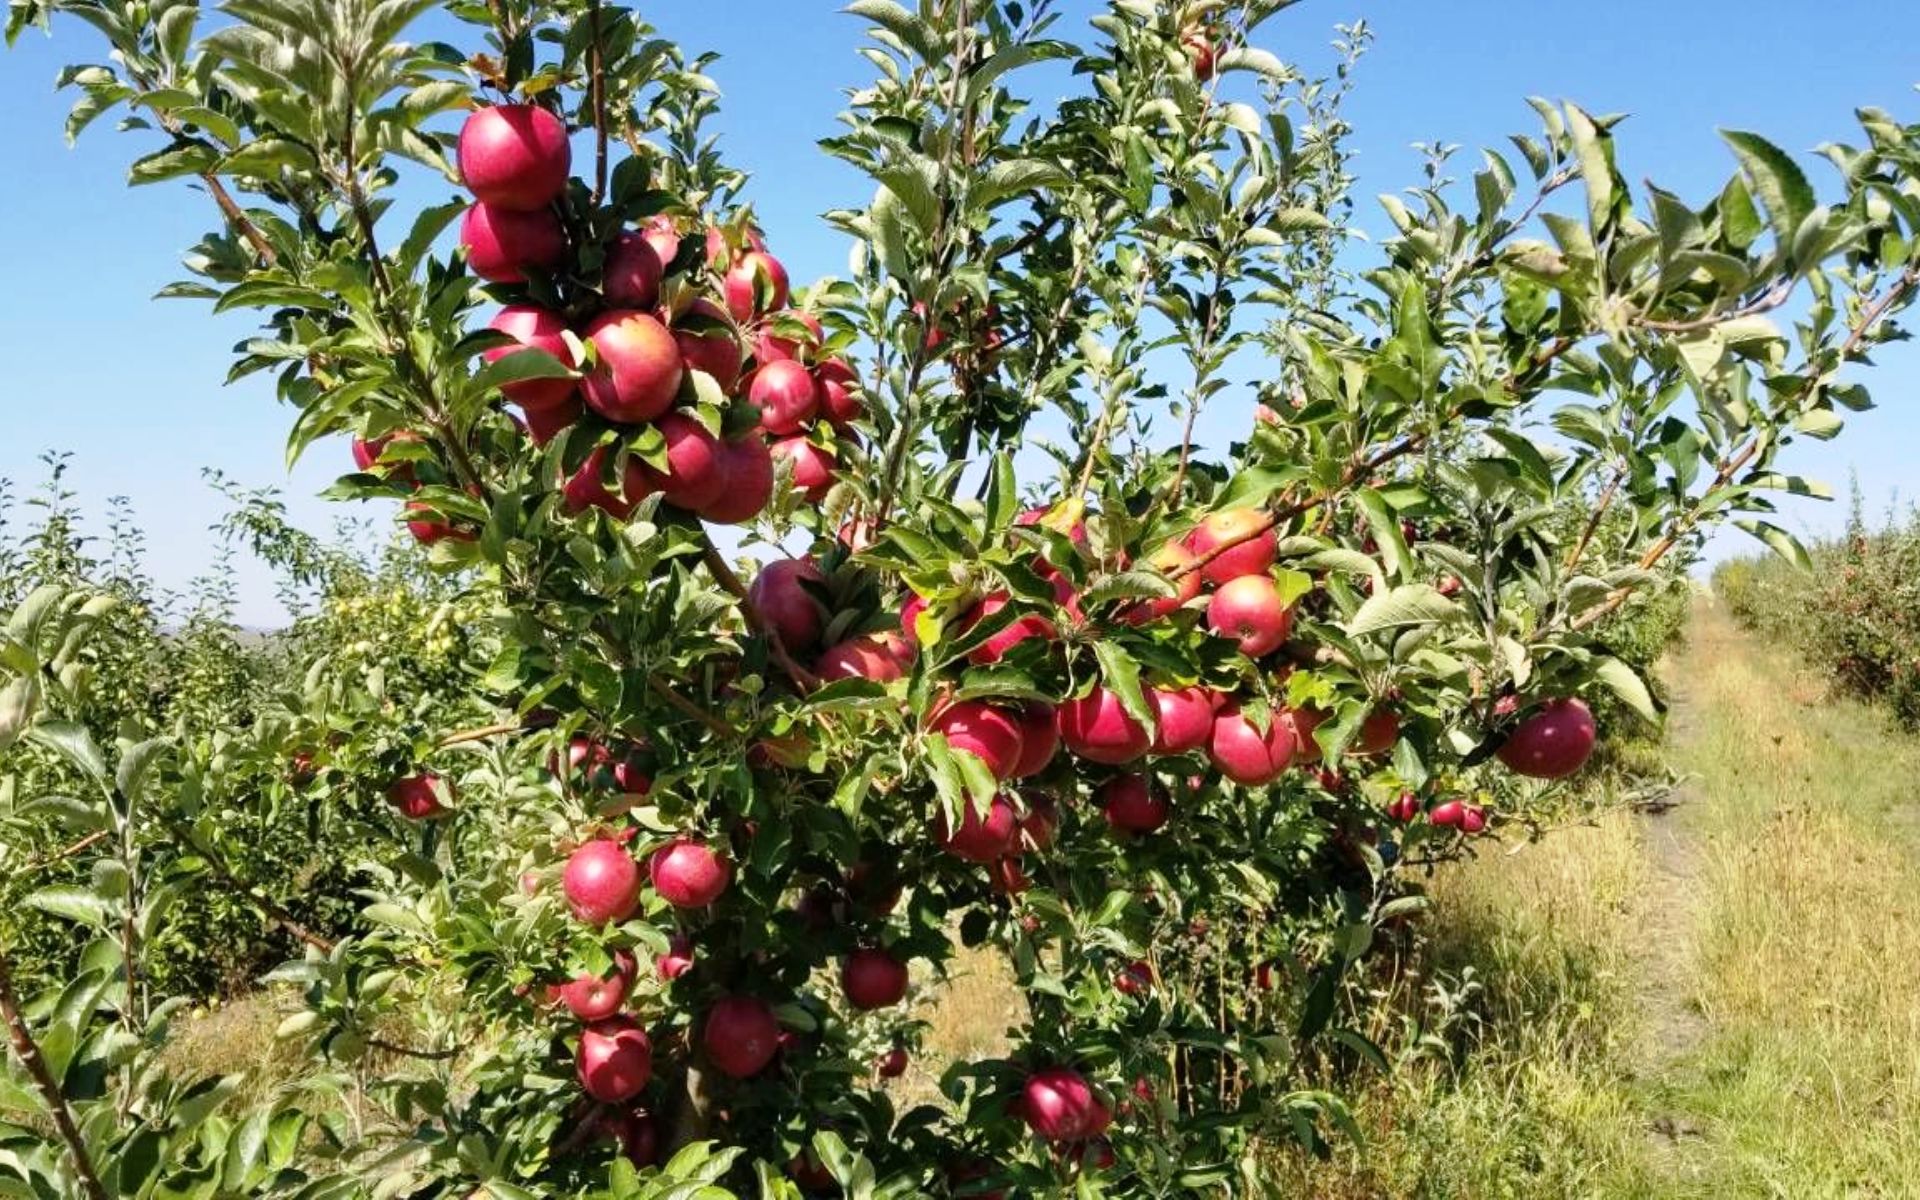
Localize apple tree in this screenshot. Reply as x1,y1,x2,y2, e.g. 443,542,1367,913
5,0,1919,1195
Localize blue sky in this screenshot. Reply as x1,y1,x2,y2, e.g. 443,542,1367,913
2,1,1914,626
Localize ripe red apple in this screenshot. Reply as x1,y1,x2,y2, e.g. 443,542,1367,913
1386,792,1420,822
670,298,744,392
655,933,694,980
704,222,767,268
899,594,931,644
385,773,450,820
701,995,781,1078
561,445,652,520
1021,1067,1109,1143
1208,705,1296,785
1496,698,1597,779
563,838,641,925
457,104,570,211
1018,791,1059,850
554,949,636,1021
1099,775,1169,833
928,702,1026,781
816,358,863,426
484,305,576,411
640,213,682,268
1010,704,1059,778
648,838,730,908
602,231,663,308
521,395,581,444
748,359,822,434
1123,542,1205,623
608,1109,660,1169
723,250,791,321
751,311,822,363
577,1015,652,1103
1182,30,1218,80
816,631,911,683
1282,707,1326,763
1115,960,1153,996
1057,686,1150,765
1353,708,1400,756
404,502,475,546
877,1046,909,1079
352,429,420,476
1149,686,1217,755
581,310,683,423
1461,805,1489,834
964,592,1057,665
936,793,1019,863
1429,799,1465,827
842,947,910,1010
461,202,567,284
695,436,774,524
747,557,826,653
644,412,725,511
1186,509,1278,585
1206,574,1292,656
768,435,834,502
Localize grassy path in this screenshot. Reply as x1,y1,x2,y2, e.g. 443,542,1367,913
1271,596,1920,1197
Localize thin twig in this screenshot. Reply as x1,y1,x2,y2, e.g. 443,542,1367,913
16,829,110,875
368,1036,460,1061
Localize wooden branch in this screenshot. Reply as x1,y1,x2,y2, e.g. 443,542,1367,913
0,950,110,1200
160,817,337,954
435,711,557,750
647,675,733,738
16,829,109,875
367,1036,460,1062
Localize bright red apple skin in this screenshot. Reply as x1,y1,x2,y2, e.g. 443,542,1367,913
1184,31,1218,80
816,631,911,683
1496,698,1597,779
640,213,682,269
457,104,570,211
842,947,910,1010
1353,708,1400,756
461,202,567,284
386,773,450,820
602,231,663,308
748,359,821,434
1100,775,1168,833
1124,542,1205,623
817,359,863,425
702,995,782,1079
965,592,1057,665
695,436,774,524
1021,1067,1109,1143
1206,574,1292,656
1386,792,1421,822
747,558,826,654
563,838,642,925
645,413,725,511
648,838,730,908
899,594,930,644
751,311,822,363
655,933,694,980
555,949,636,1021
928,702,1026,781
404,502,474,546
576,1015,653,1103
1429,799,1465,827
521,395,581,444
1010,704,1059,778
1018,791,1059,850
936,793,1019,863
877,1046,909,1079
485,305,576,411
1149,686,1217,755
723,250,791,321
1186,509,1278,585
1461,805,1488,834
1208,705,1296,785
561,446,651,519
768,436,834,502
670,298,744,392
581,310,683,424
1282,707,1326,763
1114,960,1153,996
1057,686,1151,765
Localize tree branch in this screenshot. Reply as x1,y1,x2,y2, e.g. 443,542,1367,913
0,950,110,1200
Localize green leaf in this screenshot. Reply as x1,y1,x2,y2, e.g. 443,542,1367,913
1720,131,1815,253
27,721,108,788
1091,642,1153,733
1592,656,1660,726
1345,585,1462,638
25,885,113,929
1733,519,1812,572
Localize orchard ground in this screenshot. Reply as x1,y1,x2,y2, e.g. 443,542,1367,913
154,593,1920,1196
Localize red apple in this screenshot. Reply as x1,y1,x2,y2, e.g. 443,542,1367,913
928,702,1026,781
457,104,570,211
769,435,834,502
385,773,450,820
702,995,781,1078
1461,805,1488,834
1183,30,1218,80
1429,800,1465,827
747,557,826,653
404,502,474,546
670,298,744,392
485,305,576,411
899,594,931,644
1100,775,1169,833
964,592,1056,665
577,1015,652,1103
655,933,694,980
1353,708,1400,756
1010,704,1059,778
563,838,641,925
1114,960,1153,996
936,793,1019,863
555,949,637,1021
645,412,725,511
842,947,910,1010
648,838,730,908
752,311,822,363
461,202,566,284
1282,707,1326,763
877,1046,909,1079
608,1109,660,1169
1208,705,1296,785
1186,509,1278,585
816,631,911,683
748,359,821,434
1386,792,1420,822
1206,574,1292,656
1018,791,1059,850
695,436,774,524
561,445,652,519
1148,686,1216,755
522,396,581,444
581,310,683,423
1021,1067,1108,1143
1057,686,1151,765
602,231,663,308
640,213,682,268
723,251,790,322
1496,698,1596,779
1123,542,1204,623
816,359,863,426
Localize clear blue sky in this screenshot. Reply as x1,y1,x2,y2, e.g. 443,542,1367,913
2,2,1914,626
